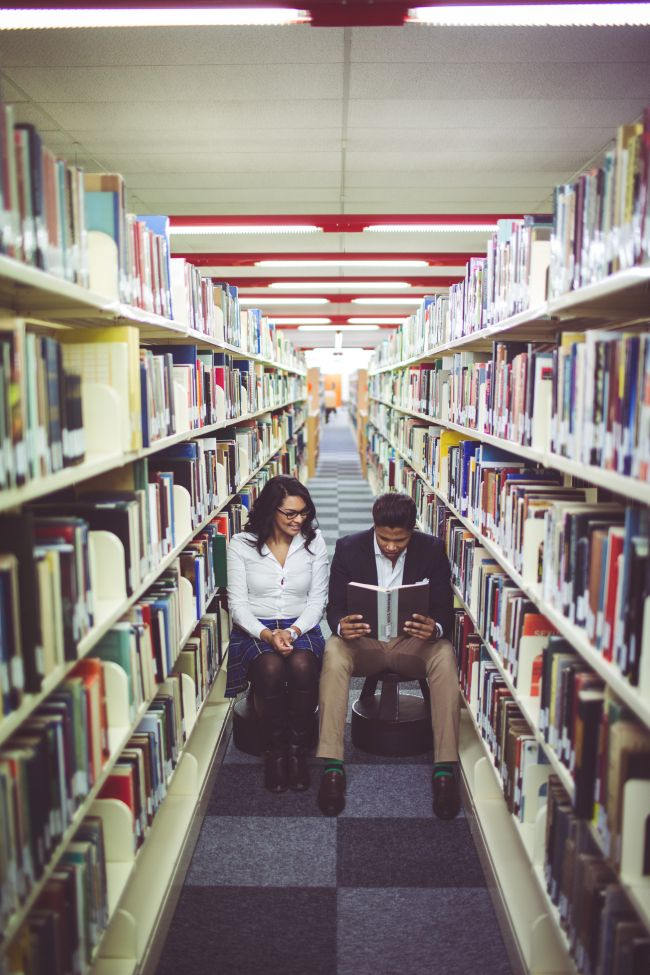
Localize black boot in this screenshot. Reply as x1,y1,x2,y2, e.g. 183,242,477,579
287,687,316,791
254,690,289,794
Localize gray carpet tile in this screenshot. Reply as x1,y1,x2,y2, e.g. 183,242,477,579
338,765,443,819
187,816,337,887
337,818,487,888
206,765,323,817
337,888,512,975
156,886,337,975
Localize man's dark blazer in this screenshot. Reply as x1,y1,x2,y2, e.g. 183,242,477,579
326,528,454,640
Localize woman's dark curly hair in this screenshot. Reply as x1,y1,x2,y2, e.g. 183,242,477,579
244,475,317,555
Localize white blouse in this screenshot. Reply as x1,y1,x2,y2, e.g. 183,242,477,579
226,528,329,639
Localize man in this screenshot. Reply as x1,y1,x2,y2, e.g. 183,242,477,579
316,492,461,819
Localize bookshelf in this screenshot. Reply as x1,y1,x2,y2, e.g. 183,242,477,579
306,366,322,478
0,238,307,972
349,369,369,478
363,144,650,970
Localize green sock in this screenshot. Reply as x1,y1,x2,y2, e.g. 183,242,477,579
433,762,455,779
323,758,344,775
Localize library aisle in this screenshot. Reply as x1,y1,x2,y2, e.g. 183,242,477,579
155,411,512,975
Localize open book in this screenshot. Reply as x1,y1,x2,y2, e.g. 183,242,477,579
347,580,429,641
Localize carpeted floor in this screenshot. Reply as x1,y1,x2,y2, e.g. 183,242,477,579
155,409,513,975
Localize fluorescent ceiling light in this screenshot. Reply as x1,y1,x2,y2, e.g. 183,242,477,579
352,298,426,305
256,259,429,268
239,297,329,305
365,224,497,233
269,280,411,290
0,7,308,28
347,318,407,324
272,317,332,325
171,224,321,236
297,325,380,332
409,4,650,26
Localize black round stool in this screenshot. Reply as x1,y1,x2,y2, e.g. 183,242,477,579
232,687,319,756
350,670,432,757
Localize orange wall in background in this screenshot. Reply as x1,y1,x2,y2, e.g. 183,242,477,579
324,373,342,407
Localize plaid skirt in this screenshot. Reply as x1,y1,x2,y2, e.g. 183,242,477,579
225,618,326,698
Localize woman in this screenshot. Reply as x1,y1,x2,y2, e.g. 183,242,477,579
226,475,328,794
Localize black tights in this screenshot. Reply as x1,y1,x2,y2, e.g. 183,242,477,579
248,650,319,751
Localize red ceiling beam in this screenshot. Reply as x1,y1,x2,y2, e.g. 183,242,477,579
169,213,522,232
233,291,450,301
224,275,460,288
174,251,479,267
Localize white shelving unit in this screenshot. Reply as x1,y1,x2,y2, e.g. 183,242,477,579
0,253,307,970
370,265,650,375
364,263,650,974
368,395,650,506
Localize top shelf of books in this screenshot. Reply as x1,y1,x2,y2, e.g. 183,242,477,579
370,265,650,375
0,254,305,375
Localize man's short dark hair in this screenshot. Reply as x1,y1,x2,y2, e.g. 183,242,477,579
372,492,416,530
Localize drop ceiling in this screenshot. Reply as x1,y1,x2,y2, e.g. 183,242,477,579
1,22,649,348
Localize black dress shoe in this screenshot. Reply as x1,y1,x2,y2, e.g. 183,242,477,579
317,770,346,816
288,745,310,791
432,773,461,820
264,749,288,793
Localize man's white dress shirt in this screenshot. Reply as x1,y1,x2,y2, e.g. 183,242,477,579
227,528,329,639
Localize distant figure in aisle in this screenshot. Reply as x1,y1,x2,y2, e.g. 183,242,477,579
226,475,329,793
316,492,461,819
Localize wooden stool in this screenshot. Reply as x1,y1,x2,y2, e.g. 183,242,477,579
232,687,319,756
350,670,432,757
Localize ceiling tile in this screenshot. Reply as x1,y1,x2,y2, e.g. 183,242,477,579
0,25,344,67
344,149,588,172
126,172,342,189
63,128,343,155
346,126,614,153
138,186,341,204
343,170,569,188
348,97,648,128
5,63,343,102
87,151,341,174
351,25,650,64
31,99,342,132
349,61,650,101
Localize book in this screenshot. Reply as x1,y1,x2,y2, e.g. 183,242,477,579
347,579,429,641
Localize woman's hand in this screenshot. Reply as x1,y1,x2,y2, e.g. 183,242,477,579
271,629,295,656
403,614,436,640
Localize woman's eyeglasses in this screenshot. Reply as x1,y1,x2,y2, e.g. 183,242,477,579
277,508,309,522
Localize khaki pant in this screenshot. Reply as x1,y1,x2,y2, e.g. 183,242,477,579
316,633,460,763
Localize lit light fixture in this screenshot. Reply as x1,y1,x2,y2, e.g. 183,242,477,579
272,317,332,325
239,297,330,305
268,280,411,290
0,7,309,28
352,297,425,305
347,318,407,325
365,224,497,233
256,259,429,268
171,224,321,236
297,325,380,332
408,4,650,26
